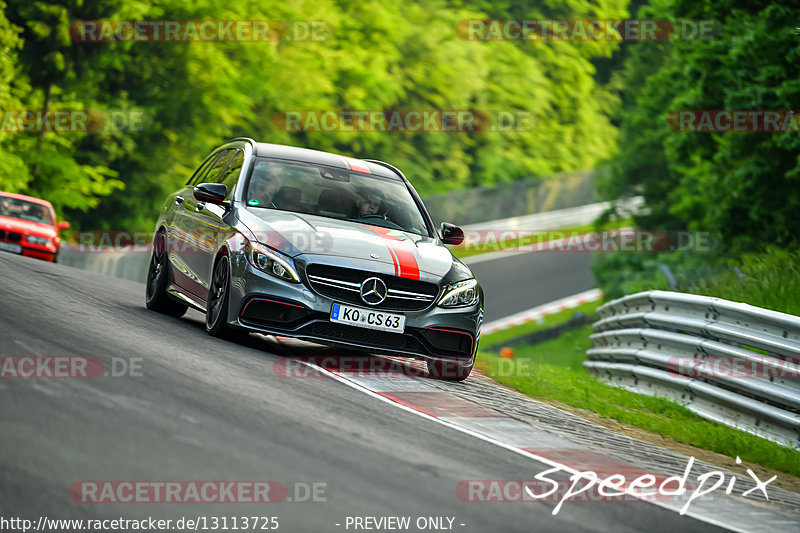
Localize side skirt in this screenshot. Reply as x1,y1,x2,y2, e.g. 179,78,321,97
167,284,207,313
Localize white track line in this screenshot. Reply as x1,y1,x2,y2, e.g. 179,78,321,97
297,359,753,533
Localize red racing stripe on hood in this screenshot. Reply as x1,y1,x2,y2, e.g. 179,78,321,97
367,225,420,280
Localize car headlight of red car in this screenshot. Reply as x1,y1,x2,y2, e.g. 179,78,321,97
26,235,53,247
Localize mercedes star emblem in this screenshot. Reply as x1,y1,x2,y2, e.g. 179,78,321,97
360,277,388,305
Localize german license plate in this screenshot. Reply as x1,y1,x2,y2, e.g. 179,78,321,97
330,303,405,333
0,241,22,254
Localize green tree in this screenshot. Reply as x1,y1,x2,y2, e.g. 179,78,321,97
602,0,800,252
4,0,627,231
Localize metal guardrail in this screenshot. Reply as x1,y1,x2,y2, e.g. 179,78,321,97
462,197,643,234
584,290,800,449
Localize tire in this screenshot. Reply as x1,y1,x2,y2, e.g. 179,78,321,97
205,254,247,341
145,231,188,317
427,359,473,381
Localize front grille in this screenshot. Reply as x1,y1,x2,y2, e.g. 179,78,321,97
306,264,439,312
237,307,473,358
305,321,427,353
0,230,22,242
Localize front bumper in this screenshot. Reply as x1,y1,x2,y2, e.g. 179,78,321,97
227,253,482,361
0,241,57,262
23,247,58,262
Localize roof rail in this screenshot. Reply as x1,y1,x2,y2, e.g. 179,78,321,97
363,159,407,181
227,137,257,146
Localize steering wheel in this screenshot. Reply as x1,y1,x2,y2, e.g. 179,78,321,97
359,215,405,231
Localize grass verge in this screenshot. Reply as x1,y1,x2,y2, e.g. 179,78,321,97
476,322,800,477
479,299,601,348
689,246,800,316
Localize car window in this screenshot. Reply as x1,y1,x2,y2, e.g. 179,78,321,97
245,158,430,237
203,149,236,185
0,196,53,225
187,151,220,186
217,150,243,199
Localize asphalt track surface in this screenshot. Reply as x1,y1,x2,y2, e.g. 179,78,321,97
0,252,726,532
467,251,595,322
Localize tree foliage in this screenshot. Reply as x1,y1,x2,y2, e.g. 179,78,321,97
594,0,800,298
1,0,624,230
602,0,800,253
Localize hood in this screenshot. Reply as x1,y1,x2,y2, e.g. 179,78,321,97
239,208,456,279
0,216,58,239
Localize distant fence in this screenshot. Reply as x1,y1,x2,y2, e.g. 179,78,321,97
423,168,604,226
58,246,150,283
585,290,800,449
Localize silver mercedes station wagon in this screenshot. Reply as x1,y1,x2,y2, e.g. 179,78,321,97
146,138,483,380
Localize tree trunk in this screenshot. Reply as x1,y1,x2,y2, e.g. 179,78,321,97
32,81,52,179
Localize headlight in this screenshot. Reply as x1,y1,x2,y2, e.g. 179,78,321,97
437,279,479,308
26,235,52,247
248,242,300,283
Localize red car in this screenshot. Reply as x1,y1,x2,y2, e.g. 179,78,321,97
0,191,70,262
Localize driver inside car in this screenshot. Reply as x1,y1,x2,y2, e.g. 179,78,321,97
353,186,384,218
248,165,281,208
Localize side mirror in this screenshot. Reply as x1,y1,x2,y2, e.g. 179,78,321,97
58,221,70,230
193,183,228,205
440,222,464,246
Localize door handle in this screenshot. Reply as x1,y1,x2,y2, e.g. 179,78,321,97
195,202,205,211
175,196,185,205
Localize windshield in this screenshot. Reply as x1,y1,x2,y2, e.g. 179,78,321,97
0,195,53,225
244,158,430,236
